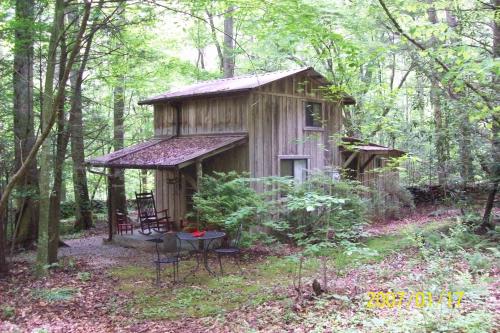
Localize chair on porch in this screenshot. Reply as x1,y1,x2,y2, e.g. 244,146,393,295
115,210,134,235
214,223,243,275
135,191,175,235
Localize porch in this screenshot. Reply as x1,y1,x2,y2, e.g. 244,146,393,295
86,134,248,241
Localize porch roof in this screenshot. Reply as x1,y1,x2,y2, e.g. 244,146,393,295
340,137,406,156
86,135,247,169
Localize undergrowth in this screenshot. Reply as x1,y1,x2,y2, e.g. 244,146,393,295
106,218,497,332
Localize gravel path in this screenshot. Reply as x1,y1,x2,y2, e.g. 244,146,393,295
12,233,152,269
58,235,151,268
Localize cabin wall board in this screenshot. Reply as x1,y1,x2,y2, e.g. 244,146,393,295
154,169,181,224
203,144,249,174
154,94,249,136
185,94,248,135
154,104,177,136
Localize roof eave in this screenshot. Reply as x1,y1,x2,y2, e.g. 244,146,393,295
341,97,356,105
138,88,253,105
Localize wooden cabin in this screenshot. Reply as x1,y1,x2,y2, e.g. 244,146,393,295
87,67,404,231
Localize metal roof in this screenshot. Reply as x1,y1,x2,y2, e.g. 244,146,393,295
138,67,355,105
341,137,406,156
86,135,247,169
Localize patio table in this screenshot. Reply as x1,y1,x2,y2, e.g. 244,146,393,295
176,231,225,277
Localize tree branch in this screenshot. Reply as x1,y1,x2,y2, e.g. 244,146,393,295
377,0,497,118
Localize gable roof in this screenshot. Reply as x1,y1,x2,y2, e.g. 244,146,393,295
138,67,355,105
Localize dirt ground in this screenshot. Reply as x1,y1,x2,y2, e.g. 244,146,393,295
1,207,498,332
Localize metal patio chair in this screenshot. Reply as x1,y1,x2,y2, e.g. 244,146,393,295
148,233,181,285
214,223,243,275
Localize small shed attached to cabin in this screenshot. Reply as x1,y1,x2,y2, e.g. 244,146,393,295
339,137,406,186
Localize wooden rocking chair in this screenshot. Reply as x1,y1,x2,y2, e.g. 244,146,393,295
135,191,175,235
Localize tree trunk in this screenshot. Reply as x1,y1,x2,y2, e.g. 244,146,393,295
47,20,70,261
443,9,474,186
431,87,447,185
71,73,93,230
141,169,148,191
480,0,500,230
426,1,448,186
13,0,38,248
69,8,97,231
206,8,224,73
37,0,66,273
222,6,235,78
113,85,127,214
457,115,474,186
34,0,92,274
0,188,7,277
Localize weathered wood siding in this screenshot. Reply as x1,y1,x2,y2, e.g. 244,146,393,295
154,94,248,136
360,155,401,188
153,104,177,136
154,169,181,223
203,144,249,174
248,75,343,181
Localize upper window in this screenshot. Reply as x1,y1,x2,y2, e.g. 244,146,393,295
305,102,322,127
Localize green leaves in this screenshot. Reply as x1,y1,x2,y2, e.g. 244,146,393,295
192,171,266,233
263,174,368,256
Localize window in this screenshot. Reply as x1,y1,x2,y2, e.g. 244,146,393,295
375,157,383,168
305,101,322,127
280,159,308,182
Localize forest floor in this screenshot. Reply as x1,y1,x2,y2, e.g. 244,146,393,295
1,207,498,333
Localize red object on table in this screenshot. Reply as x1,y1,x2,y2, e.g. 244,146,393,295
192,230,206,237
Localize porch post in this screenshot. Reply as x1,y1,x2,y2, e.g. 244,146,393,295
195,161,203,228
106,168,116,241
196,160,203,189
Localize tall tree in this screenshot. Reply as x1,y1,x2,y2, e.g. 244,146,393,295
0,188,7,276
36,0,91,273
37,0,68,270
12,0,38,248
222,5,235,78
426,2,447,186
480,0,499,230
445,8,474,186
47,11,69,252
113,84,127,214
70,1,103,230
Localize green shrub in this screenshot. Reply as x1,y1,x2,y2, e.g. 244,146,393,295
60,201,77,219
369,176,414,220
192,171,267,234
77,271,92,281
1,305,15,320
414,222,488,254
264,174,369,252
466,252,491,275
